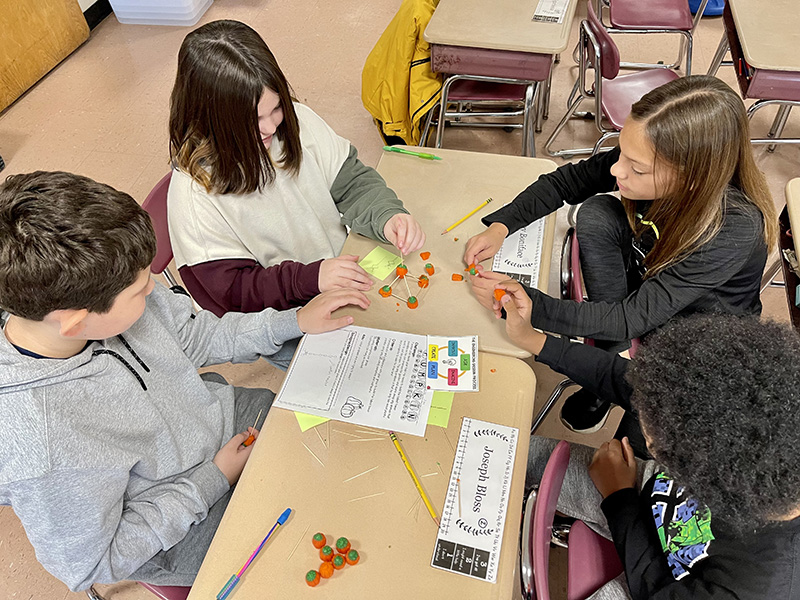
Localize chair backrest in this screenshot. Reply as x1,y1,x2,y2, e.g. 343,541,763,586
141,172,174,275
532,440,571,600
138,583,191,600
585,1,621,80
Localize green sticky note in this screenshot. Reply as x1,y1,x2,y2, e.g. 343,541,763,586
460,354,471,370
427,391,455,428
295,412,329,432
358,247,402,280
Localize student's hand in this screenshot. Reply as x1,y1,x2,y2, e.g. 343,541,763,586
463,222,509,266
297,289,370,334
213,428,259,486
384,213,426,255
496,280,545,354
467,268,509,316
589,437,637,499
319,255,373,292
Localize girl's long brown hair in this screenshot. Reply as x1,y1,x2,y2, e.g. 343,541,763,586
623,75,777,277
169,20,302,195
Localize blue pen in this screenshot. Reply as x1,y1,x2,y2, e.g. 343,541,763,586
216,507,292,600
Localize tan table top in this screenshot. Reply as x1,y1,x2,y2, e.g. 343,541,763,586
335,146,557,359
786,178,800,238
188,353,535,600
729,0,800,71
424,0,579,54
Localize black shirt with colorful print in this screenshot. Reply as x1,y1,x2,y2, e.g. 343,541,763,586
536,334,800,599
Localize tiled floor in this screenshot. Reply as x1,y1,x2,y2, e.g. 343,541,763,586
0,1,797,598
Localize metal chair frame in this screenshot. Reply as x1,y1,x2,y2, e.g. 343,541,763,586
544,19,621,158
423,72,544,157
595,0,709,76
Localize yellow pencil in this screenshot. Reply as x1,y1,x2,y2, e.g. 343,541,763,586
389,431,440,526
441,197,493,235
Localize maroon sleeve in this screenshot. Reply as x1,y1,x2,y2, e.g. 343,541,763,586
178,258,322,317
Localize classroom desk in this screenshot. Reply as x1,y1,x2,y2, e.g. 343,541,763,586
336,146,557,359
187,353,535,600
424,0,579,54
728,0,800,71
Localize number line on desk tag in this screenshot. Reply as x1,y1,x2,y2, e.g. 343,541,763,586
343,465,379,483
302,442,325,467
347,491,385,503
287,522,311,561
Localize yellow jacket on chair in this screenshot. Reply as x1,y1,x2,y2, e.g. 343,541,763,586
361,0,443,146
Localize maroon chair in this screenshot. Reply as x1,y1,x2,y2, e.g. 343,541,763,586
597,0,709,75
545,1,680,158
141,172,180,288
520,440,624,600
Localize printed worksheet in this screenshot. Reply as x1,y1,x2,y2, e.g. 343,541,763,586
426,335,479,392
273,326,433,436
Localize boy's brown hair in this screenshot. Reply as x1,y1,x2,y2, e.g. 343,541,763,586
0,171,157,321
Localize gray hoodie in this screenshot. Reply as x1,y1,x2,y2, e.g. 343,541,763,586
0,283,301,591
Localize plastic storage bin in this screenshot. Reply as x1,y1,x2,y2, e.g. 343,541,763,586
109,0,213,26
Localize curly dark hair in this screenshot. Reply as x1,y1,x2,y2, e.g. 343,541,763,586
628,314,800,534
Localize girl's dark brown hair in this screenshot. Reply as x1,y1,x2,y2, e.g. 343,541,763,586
169,20,302,195
623,75,777,277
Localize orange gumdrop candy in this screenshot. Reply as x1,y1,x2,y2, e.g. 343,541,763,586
493,289,507,302
320,545,334,561
451,273,464,281
379,285,392,298
407,296,419,309
418,275,429,288
396,265,408,278
306,570,321,587
312,532,326,549
420,251,431,260
319,562,335,579
425,263,435,275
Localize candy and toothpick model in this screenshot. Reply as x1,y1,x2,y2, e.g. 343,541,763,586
378,251,435,310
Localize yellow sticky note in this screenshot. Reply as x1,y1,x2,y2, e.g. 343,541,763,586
358,247,402,280
427,391,455,428
295,412,330,432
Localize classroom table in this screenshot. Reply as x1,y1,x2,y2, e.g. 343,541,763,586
335,146,557,359
727,0,800,71
187,352,536,600
424,0,579,54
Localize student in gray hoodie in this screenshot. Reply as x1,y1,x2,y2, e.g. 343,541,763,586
0,171,369,592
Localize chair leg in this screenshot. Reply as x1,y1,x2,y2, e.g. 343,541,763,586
86,586,107,600
684,33,693,76
522,82,538,157
531,379,581,434
435,76,457,148
544,93,592,157
707,33,729,76
767,105,792,153
591,131,620,156
419,104,437,148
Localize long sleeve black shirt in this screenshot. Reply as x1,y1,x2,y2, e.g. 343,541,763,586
536,335,800,599
485,149,767,340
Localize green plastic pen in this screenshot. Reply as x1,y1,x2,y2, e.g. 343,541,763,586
383,146,442,160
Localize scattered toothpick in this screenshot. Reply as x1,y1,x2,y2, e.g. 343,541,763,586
287,522,311,561
314,426,326,450
442,429,456,453
348,437,387,442
406,496,421,516
347,491,386,503
333,428,363,438
302,441,325,467
421,472,438,478
343,465,379,483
